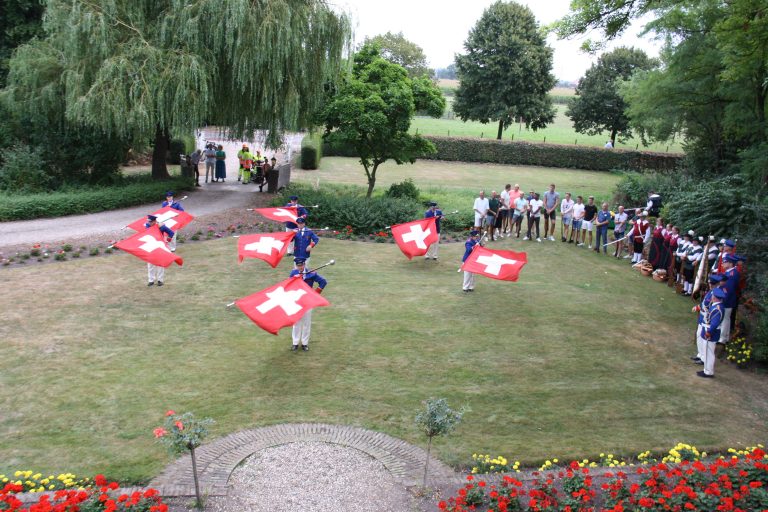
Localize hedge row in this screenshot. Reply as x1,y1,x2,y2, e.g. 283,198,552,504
300,132,323,170
0,176,194,221
324,136,683,173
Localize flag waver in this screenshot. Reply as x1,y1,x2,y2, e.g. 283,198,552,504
235,277,330,335
127,206,194,232
391,217,438,260
461,246,527,281
237,231,295,267
253,207,299,224
115,225,183,267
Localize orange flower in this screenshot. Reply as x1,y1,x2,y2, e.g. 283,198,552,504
153,427,167,438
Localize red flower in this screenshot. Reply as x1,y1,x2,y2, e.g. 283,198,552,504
175,421,184,431
94,474,107,486
749,481,762,488
165,409,176,416
153,427,167,438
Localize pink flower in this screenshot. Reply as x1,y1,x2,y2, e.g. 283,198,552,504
153,427,167,438
165,409,175,416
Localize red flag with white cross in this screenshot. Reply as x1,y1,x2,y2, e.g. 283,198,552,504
253,206,299,224
237,231,296,267
127,206,195,232
114,225,184,267
390,217,438,260
235,276,330,335
461,246,527,281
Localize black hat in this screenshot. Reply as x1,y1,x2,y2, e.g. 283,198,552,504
147,214,157,221
165,190,175,197
289,195,299,201
296,217,306,224
470,230,479,237
428,202,437,207
294,257,306,264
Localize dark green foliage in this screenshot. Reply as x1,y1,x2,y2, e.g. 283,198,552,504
384,179,420,201
276,185,420,234
168,140,186,165
0,0,45,87
0,144,55,193
364,32,433,79
301,146,319,170
418,136,682,172
0,176,192,221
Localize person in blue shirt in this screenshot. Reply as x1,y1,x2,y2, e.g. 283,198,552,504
692,274,725,365
462,230,481,292
594,202,612,254
289,257,327,351
161,191,184,251
143,214,175,287
284,195,309,254
292,217,319,268
719,253,741,344
424,202,443,261
698,286,726,378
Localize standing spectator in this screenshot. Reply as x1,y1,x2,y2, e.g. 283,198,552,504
525,192,543,242
204,144,216,183
500,184,511,237
675,231,693,283
487,191,500,241
289,257,327,352
720,254,741,344
543,184,560,241
612,206,628,258
473,190,489,233
648,218,668,270
424,202,443,260
190,149,202,187
692,273,725,365
512,192,528,238
214,144,227,182
144,214,174,287
570,196,585,244
629,210,651,264
581,196,598,249
594,202,612,253
560,192,574,242
698,287,726,378
462,230,481,292
237,144,248,182
683,236,703,296
509,184,523,206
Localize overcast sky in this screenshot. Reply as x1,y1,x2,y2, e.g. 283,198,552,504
333,0,661,83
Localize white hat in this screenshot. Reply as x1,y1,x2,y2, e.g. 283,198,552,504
641,211,648,216
688,230,695,236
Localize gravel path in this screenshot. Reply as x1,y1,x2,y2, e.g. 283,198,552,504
208,442,416,512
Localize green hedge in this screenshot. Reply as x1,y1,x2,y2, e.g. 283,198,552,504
325,136,683,173
300,132,323,170
0,176,194,221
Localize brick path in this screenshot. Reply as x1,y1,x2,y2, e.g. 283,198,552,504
149,423,461,498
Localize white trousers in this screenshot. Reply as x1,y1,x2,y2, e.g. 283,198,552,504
720,307,733,344
147,263,165,283
425,239,440,259
462,271,475,291
286,227,295,254
703,340,717,376
168,233,177,252
696,326,706,360
205,161,215,181
292,310,312,346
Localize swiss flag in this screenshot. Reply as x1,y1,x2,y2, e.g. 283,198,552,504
238,231,295,267
461,246,527,281
235,276,330,335
127,206,194,232
253,207,298,224
391,217,438,260
115,225,184,267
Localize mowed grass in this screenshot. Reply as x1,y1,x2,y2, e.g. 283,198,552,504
412,104,684,153
2,235,768,483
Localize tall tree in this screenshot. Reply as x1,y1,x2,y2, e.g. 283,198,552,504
365,32,433,79
567,47,657,145
453,1,556,140
0,0,45,88
318,43,445,198
3,0,350,179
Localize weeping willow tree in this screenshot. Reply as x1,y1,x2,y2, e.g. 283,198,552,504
2,0,350,179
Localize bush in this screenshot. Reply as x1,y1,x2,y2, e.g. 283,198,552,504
384,178,421,200
300,132,323,170
276,184,421,233
0,175,193,221
0,144,55,193
168,139,186,164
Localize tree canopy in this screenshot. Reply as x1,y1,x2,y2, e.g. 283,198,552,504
452,1,556,140
364,32,433,79
318,43,445,198
2,0,351,178
0,0,44,88
566,46,657,144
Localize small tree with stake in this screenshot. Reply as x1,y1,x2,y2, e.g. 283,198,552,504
154,410,214,509
415,398,465,488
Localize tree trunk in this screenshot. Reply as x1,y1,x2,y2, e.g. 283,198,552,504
497,119,504,140
610,129,617,146
152,125,171,180
422,436,432,488
365,163,379,198
190,446,202,508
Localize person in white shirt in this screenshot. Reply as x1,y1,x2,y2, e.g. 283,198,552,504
473,190,489,231
569,196,585,244
512,194,528,238
525,192,544,242
559,192,574,242
612,205,629,258
499,184,512,237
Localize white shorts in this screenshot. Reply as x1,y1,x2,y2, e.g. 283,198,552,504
474,213,484,226
582,220,593,231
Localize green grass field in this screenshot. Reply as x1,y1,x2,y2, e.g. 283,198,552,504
2,230,767,483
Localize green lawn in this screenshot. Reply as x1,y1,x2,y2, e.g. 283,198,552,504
412,104,684,153
2,233,767,483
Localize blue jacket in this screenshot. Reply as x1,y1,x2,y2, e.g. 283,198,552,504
701,300,724,343
463,238,479,262
697,290,713,324
162,200,184,212
293,227,319,259
425,208,443,233
289,269,327,290
144,222,175,240
284,203,309,229
723,267,740,308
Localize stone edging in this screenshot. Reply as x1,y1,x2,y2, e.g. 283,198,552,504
149,423,461,497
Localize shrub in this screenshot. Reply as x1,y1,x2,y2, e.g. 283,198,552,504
0,144,55,193
384,178,420,200
300,132,323,170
